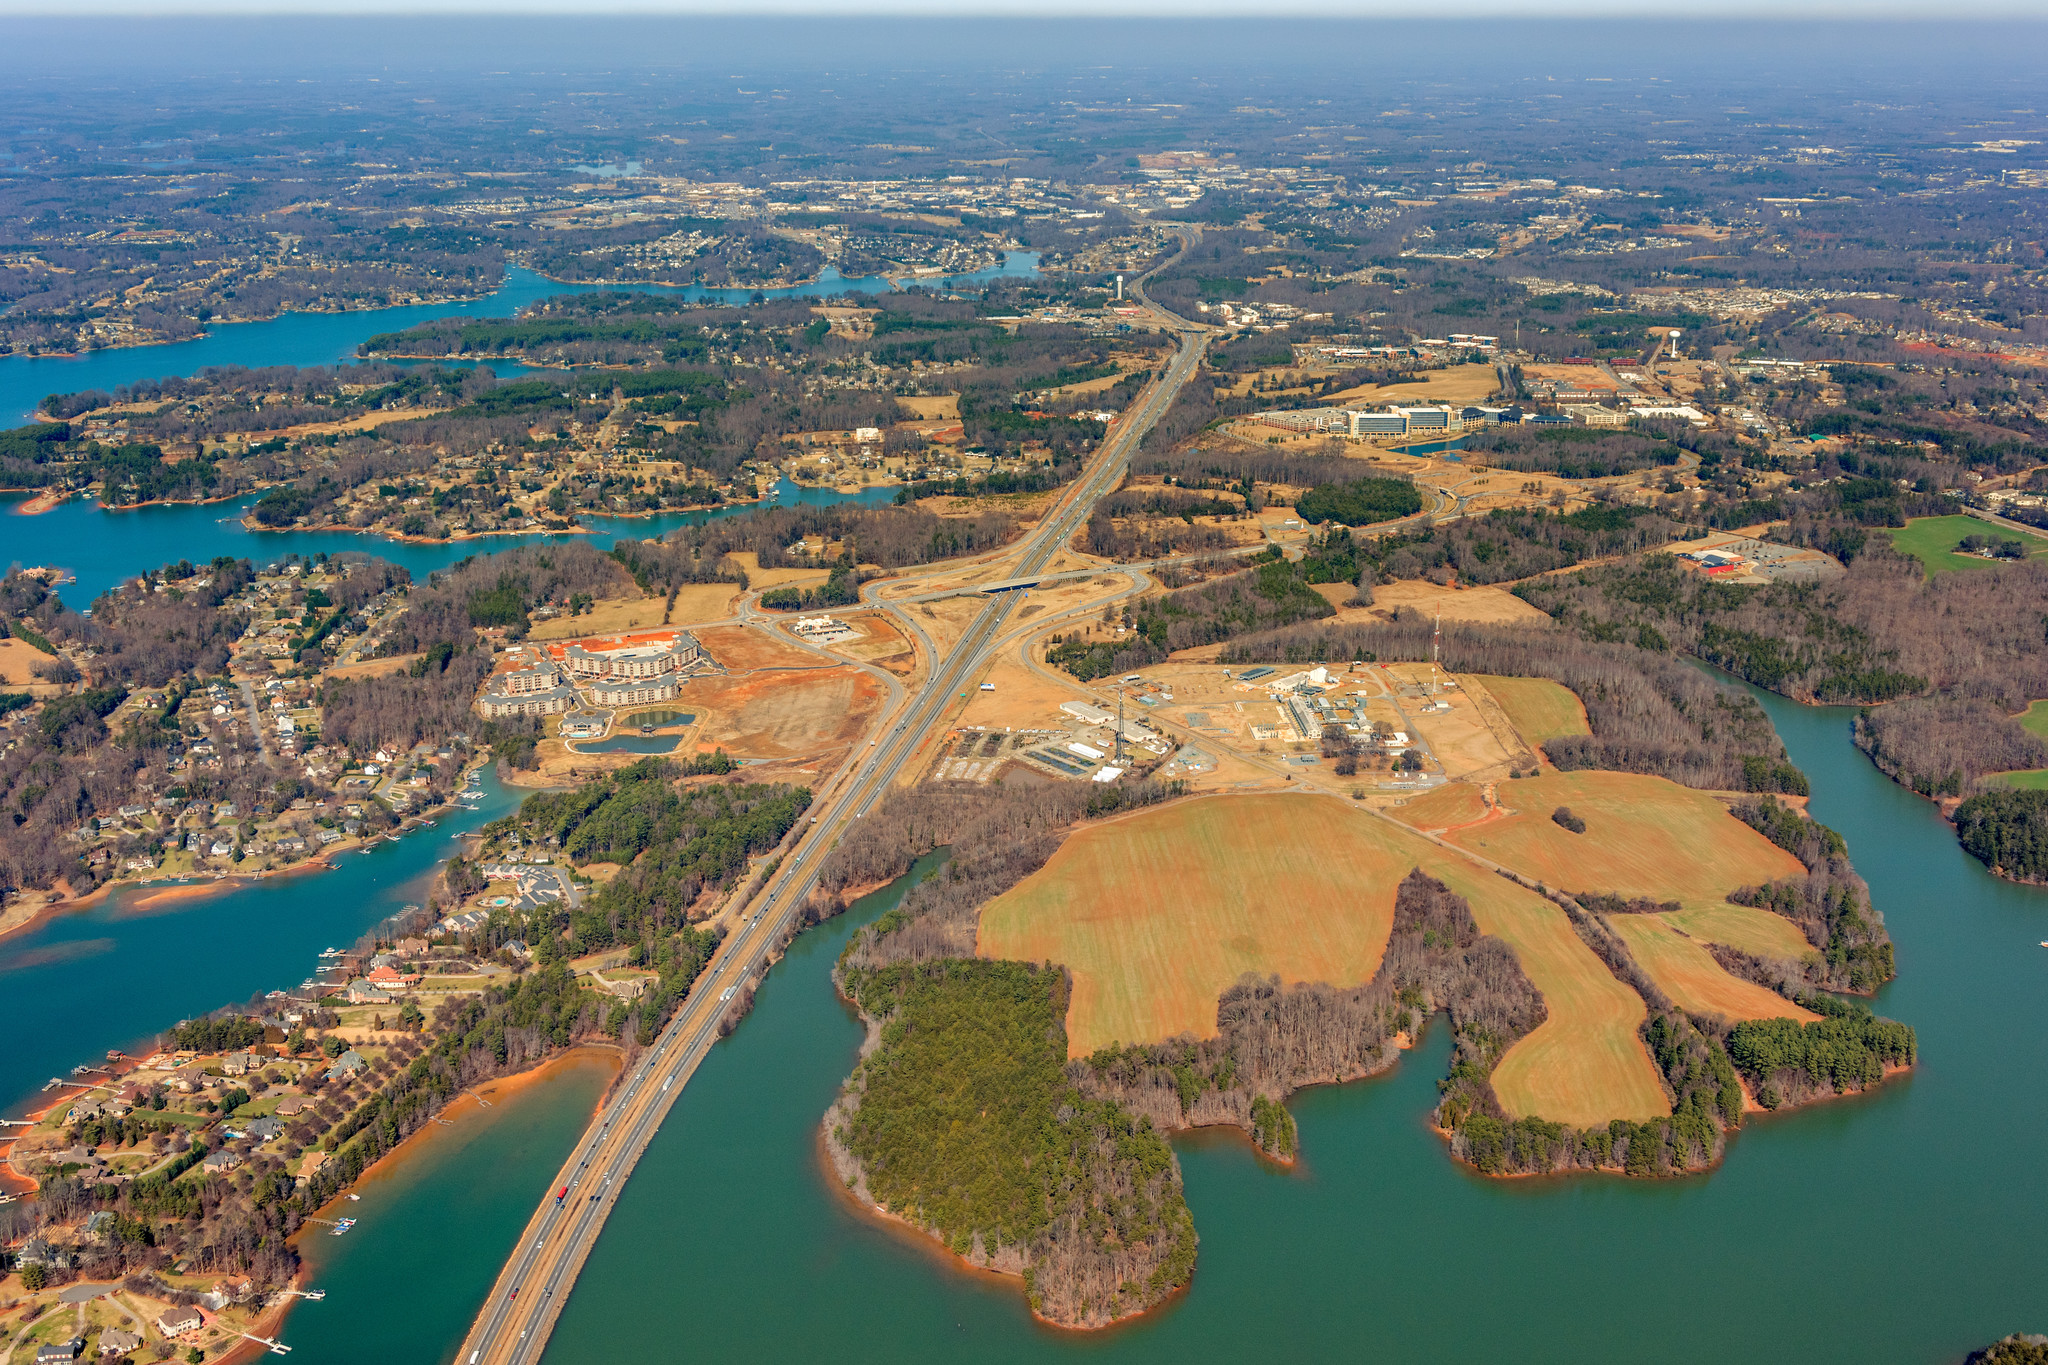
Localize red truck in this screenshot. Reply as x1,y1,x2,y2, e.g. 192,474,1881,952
554,1184,568,1206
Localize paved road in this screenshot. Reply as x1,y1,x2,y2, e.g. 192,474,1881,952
452,238,1210,1365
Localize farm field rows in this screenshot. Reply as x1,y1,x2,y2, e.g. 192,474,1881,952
977,791,1674,1129
1423,857,1671,1126
1607,914,1821,1024
976,793,1406,1055
1392,770,1806,911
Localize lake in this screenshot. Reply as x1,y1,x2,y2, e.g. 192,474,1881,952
530,688,2045,1365
0,255,1042,425
11,678,2044,1362
3,476,897,611
0,766,524,1120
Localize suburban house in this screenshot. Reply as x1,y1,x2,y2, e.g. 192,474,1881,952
35,1339,83,1365
326,1049,368,1080
98,1330,143,1356
155,1307,205,1337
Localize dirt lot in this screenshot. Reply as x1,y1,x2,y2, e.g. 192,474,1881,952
950,650,1094,734
673,659,883,779
323,653,419,681
817,611,918,676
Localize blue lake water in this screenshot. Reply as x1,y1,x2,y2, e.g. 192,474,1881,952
2,477,897,610
0,767,524,1118
0,253,1040,425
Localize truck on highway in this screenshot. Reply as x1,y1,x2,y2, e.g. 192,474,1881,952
554,1184,568,1206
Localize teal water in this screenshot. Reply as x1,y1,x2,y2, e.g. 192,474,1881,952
0,255,1041,425
0,768,523,1118
527,691,2047,1365
2,476,895,610
285,1049,614,1365
566,734,685,755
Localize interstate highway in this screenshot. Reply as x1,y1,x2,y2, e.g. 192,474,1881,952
454,253,1209,1365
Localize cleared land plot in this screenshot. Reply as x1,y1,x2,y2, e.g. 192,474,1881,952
1884,515,2048,578
978,793,1671,1126
1994,701,2048,788
526,590,741,641
1423,856,1669,1126
1474,675,1590,748
1395,770,1805,911
1324,362,1502,407
0,638,53,686
1368,581,1552,627
977,794,1407,1056
1608,915,1821,1024
1662,901,1815,961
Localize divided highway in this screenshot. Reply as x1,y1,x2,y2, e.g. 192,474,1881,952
454,253,1208,1365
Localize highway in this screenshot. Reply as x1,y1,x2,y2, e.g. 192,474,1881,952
453,237,1209,1365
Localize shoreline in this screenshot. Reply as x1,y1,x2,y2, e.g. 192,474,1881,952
813,1124,1182,1337
0,760,489,949
257,1045,623,1364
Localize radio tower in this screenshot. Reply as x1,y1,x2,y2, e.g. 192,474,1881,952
1115,686,1126,764
1431,613,1442,694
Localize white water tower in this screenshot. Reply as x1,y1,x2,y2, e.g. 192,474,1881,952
1115,274,1124,301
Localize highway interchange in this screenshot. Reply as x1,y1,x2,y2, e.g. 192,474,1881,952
454,237,1210,1365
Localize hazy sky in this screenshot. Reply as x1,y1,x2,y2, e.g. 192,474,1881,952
3,0,2042,14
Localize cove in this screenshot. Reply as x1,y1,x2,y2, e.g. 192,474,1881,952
0,767,525,1118
283,1049,615,1365
3,476,897,611
0,255,1041,425
521,693,2046,1365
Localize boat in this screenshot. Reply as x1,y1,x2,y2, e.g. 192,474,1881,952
330,1218,355,1236
320,948,342,957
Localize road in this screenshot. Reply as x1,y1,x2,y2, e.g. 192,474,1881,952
452,235,1209,1365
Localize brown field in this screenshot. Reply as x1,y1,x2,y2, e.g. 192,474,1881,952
1394,770,1805,911
723,552,832,591
695,622,824,673
1425,856,1671,1125
0,638,55,686
1473,675,1590,747
895,394,960,420
1608,915,1821,1023
977,794,1410,1056
1367,581,1552,626
950,651,1093,735
1324,362,1503,407
672,658,883,774
825,612,918,675
323,653,420,681
1662,901,1816,961
530,593,666,641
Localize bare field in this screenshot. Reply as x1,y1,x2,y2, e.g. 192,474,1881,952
674,660,883,774
1367,581,1552,626
1608,915,1821,1024
323,653,420,682
696,622,825,673
1394,770,1805,911
1425,856,1671,1126
723,552,832,591
952,651,1093,734
895,394,960,420
528,593,663,641
977,793,1409,1056
1472,675,1590,748
0,638,56,685
1324,362,1503,407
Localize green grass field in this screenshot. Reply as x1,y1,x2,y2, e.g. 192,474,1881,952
1884,515,2048,578
1985,701,2048,787
1473,675,1590,748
